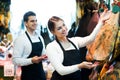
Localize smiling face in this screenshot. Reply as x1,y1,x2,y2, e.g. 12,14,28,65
23,11,37,34
52,20,68,39
25,16,38,33
48,16,68,40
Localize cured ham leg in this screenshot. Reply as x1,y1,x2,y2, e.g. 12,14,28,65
86,12,120,61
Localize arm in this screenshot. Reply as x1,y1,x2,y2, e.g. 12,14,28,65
46,43,79,75
75,9,111,48
46,42,95,75
75,20,103,48
12,37,33,66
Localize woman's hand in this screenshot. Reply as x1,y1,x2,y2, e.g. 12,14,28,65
78,61,97,69
99,8,111,24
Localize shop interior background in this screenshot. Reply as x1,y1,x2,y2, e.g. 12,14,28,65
10,0,113,41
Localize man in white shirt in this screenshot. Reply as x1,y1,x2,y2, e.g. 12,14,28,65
12,11,47,80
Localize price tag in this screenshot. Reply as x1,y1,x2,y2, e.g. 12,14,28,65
4,62,14,77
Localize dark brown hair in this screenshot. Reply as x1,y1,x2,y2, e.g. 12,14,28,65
23,11,36,22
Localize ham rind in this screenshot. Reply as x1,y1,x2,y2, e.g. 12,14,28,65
86,12,120,61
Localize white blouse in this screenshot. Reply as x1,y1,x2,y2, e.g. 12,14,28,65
46,21,103,75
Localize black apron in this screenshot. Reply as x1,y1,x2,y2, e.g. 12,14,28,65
21,32,46,80
51,38,82,80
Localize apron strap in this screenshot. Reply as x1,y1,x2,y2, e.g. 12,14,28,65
56,38,78,52
25,31,42,44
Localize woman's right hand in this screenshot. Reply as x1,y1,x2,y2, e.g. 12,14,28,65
99,8,111,24
78,61,97,69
